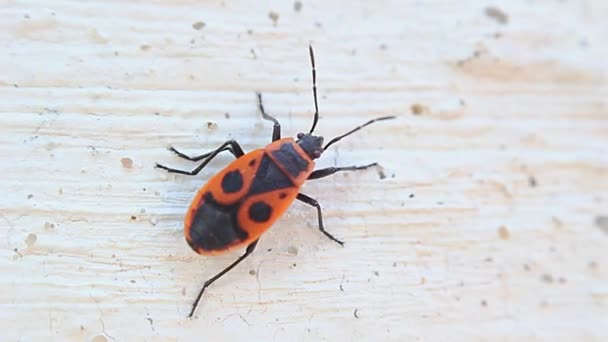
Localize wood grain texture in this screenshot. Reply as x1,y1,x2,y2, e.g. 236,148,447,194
1,1,607,341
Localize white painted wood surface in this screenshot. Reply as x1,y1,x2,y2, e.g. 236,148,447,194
1,1,607,341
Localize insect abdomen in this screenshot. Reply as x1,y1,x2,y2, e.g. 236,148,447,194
186,192,248,254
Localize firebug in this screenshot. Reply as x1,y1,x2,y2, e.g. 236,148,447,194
156,46,395,317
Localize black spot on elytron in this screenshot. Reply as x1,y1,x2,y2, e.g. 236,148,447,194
271,143,310,177
249,201,272,222
221,170,243,193
279,192,287,199
249,159,256,167
248,155,293,195
187,192,248,251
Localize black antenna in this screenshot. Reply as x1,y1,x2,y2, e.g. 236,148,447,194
308,45,320,134
323,116,396,150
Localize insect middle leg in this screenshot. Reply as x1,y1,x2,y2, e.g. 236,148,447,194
167,145,235,162
307,162,377,180
296,193,344,246
256,93,281,142
189,239,259,318
155,139,244,176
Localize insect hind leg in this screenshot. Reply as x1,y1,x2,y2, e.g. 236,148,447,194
156,139,244,176
189,239,259,318
256,93,281,142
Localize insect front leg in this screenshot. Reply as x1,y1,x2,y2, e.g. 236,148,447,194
189,240,259,318
296,193,344,246
307,163,377,180
256,93,281,142
156,139,244,176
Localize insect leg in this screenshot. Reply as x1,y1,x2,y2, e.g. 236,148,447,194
308,163,377,180
189,240,259,318
296,193,344,246
155,139,244,176
167,145,236,162
256,93,281,142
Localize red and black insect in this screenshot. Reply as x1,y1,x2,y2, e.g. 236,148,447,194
156,46,394,317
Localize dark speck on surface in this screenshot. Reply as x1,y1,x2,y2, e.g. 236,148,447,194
121,157,133,169
541,274,554,283
594,216,608,235
485,7,509,25
410,103,428,115
192,21,205,30
498,226,510,240
268,11,279,26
